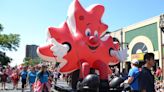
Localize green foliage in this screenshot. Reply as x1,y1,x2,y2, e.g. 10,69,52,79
0,52,12,65
23,57,42,66
55,62,60,68
0,24,3,32
0,23,20,51
0,23,20,65
0,34,20,51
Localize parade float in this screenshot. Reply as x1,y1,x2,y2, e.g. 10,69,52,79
37,0,128,91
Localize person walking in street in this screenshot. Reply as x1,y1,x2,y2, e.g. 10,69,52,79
123,59,140,92
34,64,51,92
27,67,37,92
20,66,28,92
139,53,156,92
11,68,20,90
0,68,8,90
6,65,12,83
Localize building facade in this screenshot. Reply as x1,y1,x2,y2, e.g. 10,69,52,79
110,14,164,76
25,45,38,59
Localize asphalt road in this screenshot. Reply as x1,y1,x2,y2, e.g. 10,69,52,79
0,81,30,92
0,80,69,92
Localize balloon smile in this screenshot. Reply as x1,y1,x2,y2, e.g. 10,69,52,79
88,45,99,50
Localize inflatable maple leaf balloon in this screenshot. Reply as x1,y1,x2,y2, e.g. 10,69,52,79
37,0,127,80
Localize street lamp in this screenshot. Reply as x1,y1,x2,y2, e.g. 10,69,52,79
159,14,164,80
160,14,164,32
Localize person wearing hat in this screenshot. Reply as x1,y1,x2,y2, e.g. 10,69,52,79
123,58,140,92
34,64,51,92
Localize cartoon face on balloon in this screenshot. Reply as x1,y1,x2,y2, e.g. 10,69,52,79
67,1,108,52
37,0,126,74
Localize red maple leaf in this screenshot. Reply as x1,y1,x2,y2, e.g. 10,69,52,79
37,0,119,74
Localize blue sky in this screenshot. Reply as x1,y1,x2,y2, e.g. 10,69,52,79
0,0,164,66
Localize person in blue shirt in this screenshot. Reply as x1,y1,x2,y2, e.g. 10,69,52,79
27,67,37,92
123,59,140,92
37,66,49,83
20,66,28,92
35,64,51,92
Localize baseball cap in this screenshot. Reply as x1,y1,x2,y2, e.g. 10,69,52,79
131,59,139,65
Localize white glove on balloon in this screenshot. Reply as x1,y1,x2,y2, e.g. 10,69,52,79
50,38,69,59
110,48,128,62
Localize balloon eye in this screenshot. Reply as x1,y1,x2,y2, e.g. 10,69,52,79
85,28,91,37
94,31,98,37
79,15,84,20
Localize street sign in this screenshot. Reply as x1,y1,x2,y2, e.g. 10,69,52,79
131,53,144,61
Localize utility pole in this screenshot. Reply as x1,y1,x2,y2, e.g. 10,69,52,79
120,29,129,73
159,14,164,80
120,29,123,73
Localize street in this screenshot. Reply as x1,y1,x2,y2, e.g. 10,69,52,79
0,80,69,92
0,81,30,92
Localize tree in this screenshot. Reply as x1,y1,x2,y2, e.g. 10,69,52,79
0,24,3,32
0,52,12,65
23,57,42,66
0,23,20,65
0,23,20,51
